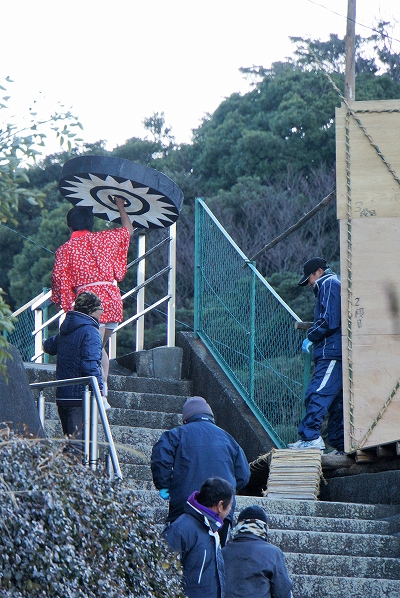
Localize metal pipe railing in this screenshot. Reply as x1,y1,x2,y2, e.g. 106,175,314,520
30,376,123,480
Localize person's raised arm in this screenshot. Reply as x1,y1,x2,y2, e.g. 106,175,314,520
114,195,134,236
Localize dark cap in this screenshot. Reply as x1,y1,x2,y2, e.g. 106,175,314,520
298,257,327,286
237,505,268,524
74,291,102,315
182,396,213,423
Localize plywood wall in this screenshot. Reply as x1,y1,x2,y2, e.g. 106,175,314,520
336,99,400,453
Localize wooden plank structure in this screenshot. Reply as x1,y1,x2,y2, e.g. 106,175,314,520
336,99,400,454
262,449,322,500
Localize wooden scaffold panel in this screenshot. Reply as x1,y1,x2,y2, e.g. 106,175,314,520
336,99,400,453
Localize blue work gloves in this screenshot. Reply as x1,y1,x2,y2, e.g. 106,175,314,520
302,338,313,354
159,488,170,500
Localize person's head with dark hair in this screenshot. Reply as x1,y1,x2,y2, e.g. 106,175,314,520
197,477,234,512
67,206,94,232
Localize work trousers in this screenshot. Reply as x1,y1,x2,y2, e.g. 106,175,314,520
298,358,344,451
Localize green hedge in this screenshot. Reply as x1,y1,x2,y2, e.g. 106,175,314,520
0,435,184,597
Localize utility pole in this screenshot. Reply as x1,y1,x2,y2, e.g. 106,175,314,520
345,0,356,101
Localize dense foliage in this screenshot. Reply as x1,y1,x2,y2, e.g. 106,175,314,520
0,434,184,597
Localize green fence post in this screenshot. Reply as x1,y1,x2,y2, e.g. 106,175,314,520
194,198,203,338
248,262,256,403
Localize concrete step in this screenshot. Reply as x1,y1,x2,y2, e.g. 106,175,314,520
41,390,188,413
290,574,400,598
285,552,400,580
120,463,155,481
107,391,186,413
266,513,398,536
109,373,192,396
268,529,400,558
45,402,181,430
234,496,400,521
25,363,193,398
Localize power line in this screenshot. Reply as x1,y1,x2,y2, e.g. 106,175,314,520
0,224,55,254
306,0,400,44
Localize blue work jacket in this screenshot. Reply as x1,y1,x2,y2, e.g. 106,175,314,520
163,501,225,598
151,414,250,522
307,271,342,362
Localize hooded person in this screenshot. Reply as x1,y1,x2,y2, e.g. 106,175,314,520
151,396,250,546
163,477,234,598
43,291,106,451
222,505,293,598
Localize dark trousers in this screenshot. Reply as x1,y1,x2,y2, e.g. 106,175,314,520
57,405,84,453
298,359,344,451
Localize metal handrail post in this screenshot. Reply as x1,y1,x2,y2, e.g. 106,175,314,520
83,385,91,466
30,377,123,479
93,378,122,479
108,333,117,361
167,223,177,347
106,452,115,482
90,393,99,470
33,305,44,364
42,289,49,365
38,390,45,427
136,232,146,351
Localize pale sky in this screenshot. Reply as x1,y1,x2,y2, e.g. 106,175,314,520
1,0,399,155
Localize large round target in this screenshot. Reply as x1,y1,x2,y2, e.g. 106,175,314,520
59,156,184,229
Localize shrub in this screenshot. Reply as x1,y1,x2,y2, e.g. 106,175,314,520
0,433,184,597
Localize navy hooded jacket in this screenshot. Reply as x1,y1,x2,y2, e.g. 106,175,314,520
306,271,342,362
163,499,225,598
151,414,250,522
43,310,103,403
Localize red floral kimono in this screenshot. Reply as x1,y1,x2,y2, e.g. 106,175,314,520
51,227,131,323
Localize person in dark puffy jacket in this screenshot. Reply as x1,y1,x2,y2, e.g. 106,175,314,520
151,396,250,546
288,257,344,452
163,477,234,598
43,291,104,447
222,505,293,598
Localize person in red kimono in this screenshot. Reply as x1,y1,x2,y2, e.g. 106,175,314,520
51,196,134,400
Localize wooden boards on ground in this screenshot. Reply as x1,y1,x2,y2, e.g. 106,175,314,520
265,449,322,500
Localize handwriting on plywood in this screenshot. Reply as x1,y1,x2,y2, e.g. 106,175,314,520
354,297,364,329
354,201,377,217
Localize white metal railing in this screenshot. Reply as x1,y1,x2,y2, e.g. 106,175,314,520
12,223,177,363
30,375,123,480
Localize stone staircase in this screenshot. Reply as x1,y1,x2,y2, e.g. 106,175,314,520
25,362,400,598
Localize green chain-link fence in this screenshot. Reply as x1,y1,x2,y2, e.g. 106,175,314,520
6,291,51,363
7,309,36,363
194,198,310,447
